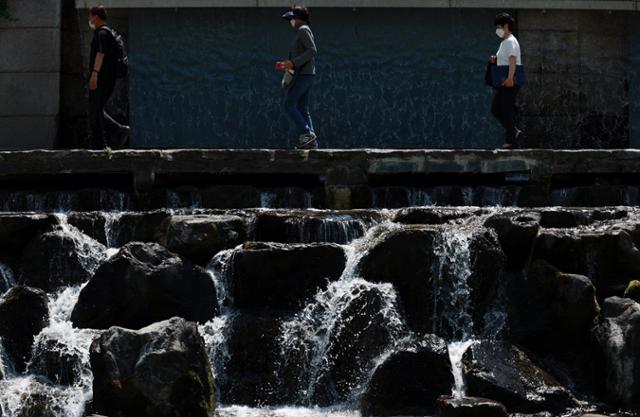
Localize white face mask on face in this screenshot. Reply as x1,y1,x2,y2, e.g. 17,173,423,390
496,28,505,38
89,20,96,30
290,19,297,29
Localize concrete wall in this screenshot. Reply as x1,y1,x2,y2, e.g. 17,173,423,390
0,0,61,150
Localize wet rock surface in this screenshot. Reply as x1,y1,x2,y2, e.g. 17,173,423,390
360,335,453,416
161,214,247,265
592,297,640,407
463,340,580,413
434,395,509,417
71,242,217,330
19,227,106,292
229,242,346,313
0,286,49,372
90,317,215,417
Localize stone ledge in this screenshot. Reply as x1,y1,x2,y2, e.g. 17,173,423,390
0,149,638,190
73,0,640,10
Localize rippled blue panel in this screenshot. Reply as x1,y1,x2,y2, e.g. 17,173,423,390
129,8,503,149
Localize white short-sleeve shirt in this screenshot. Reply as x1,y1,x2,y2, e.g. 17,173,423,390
496,34,522,66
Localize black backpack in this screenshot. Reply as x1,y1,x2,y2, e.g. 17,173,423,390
101,27,128,78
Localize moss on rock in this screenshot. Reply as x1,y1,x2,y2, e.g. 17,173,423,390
624,280,640,303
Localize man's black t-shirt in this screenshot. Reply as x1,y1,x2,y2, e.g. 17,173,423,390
90,26,116,83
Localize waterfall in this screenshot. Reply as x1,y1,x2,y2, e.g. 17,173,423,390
0,286,98,417
279,222,409,406
0,262,15,293
103,211,123,249
448,340,475,399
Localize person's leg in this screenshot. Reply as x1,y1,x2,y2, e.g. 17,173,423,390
297,77,314,135
500,87,518,145
283,77,313,134
99,80,127,146
89,88,107,149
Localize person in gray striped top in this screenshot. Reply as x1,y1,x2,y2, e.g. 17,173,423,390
281,6,319,150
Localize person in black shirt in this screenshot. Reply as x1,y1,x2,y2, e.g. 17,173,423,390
88,5,129,149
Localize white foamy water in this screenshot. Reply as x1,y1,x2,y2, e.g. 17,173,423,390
0,286,98,417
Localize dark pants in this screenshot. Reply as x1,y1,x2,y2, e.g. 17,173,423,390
491,86,520,145
89,78,124,149
283,75,315,135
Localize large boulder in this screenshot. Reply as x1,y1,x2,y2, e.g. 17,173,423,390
0,286,49,372
90,317,215,417
592,297,640,406
229,242,346,313
507,260,599,353
357,225,506,338
531,229,640,299
357,226,437,334
160,214,246,265
434,396,509,417
220,314,284,406
463,340,579,414
0,213,56,256
284,279,408,405
71,242,217,330
484,211,540,269
110,210,171,247
392,207,480,225
360,335,453,416
19,227,107,292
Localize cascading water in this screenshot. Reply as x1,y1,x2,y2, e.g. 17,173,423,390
0,262,15,293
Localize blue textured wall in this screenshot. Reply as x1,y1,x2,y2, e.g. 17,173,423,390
128,8,504,149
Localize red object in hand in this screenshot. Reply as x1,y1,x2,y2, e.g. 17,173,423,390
275,61,286,71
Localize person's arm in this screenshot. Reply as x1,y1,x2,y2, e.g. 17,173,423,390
286,28,317,70
89,29,109,90
89,53,104,91
504,55,516,87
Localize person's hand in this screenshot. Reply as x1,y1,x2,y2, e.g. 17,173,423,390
89,72,98,90
490,55,497,64
502,78,514,88
284,60,294,70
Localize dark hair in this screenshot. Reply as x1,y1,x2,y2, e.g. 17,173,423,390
292,5,310,22
90,5,108,21
494,12,515,30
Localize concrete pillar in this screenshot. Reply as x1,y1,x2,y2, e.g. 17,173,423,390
0,0,62,149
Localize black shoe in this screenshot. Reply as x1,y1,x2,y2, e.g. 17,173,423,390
115,126,131,149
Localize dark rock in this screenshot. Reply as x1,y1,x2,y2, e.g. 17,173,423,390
601,296,637,318
0,213,56,256
71,242,217,330
592,300,640,406
19,226,107,292
28,331,91,386
507,260,599,353
435,396,509,417
463,340,579,413
90,317,215,417
539,209,591,228
0,286,49,372
252,210,374,244
623,280,640,303
360,335,453,416
160,214,246,265
306,281,407,405
358,225,506,338
111,210,171,247
67,212,107,245
229,242,346,313
484,211,540,269
393,208,478,225
531,229,640,299
221,314,283,405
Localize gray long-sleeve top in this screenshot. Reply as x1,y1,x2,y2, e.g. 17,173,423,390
290,24,317,75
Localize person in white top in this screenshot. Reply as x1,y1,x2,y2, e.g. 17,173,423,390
490,12,524,149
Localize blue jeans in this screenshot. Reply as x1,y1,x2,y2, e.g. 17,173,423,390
283,75,315,135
